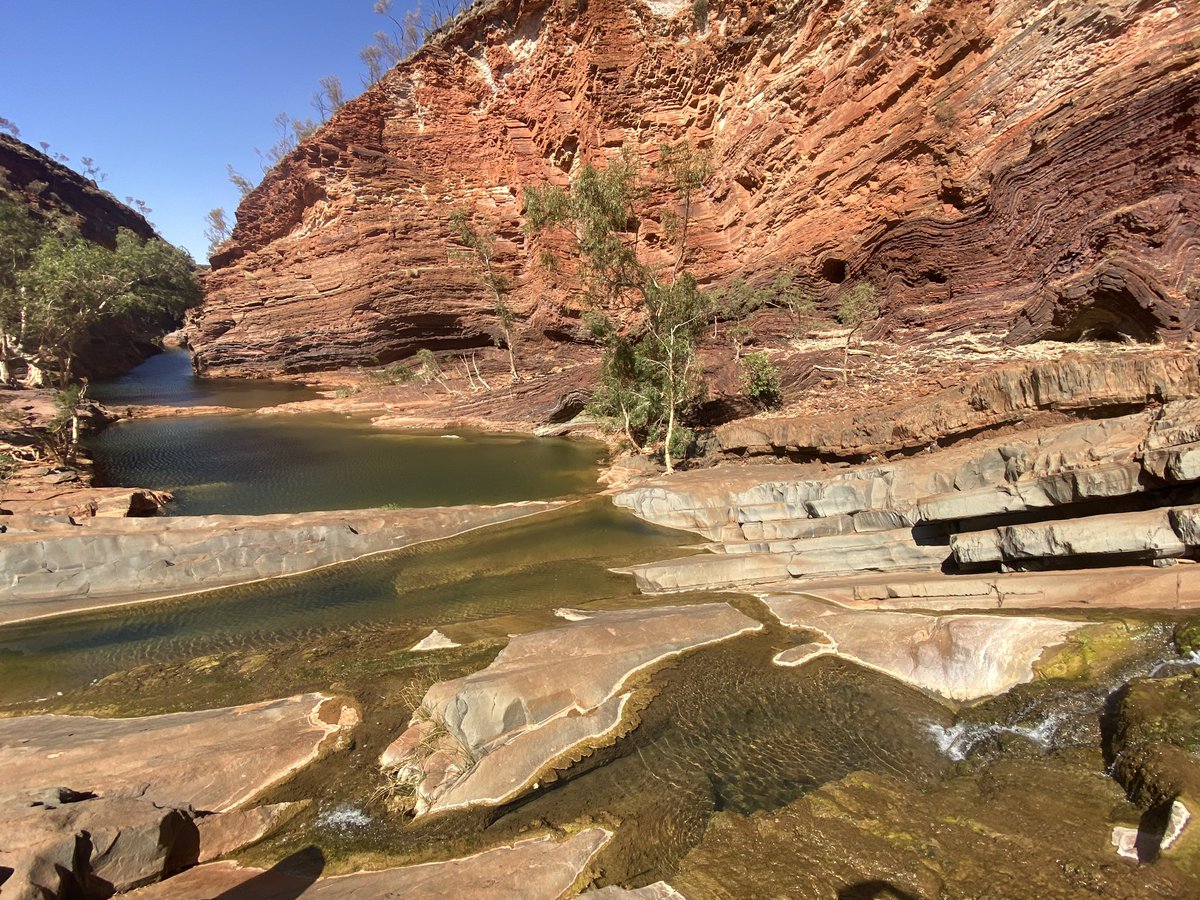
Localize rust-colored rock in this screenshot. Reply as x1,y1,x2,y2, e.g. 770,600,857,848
192,0,1200,377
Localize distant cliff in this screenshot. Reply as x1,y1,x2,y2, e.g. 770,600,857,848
0,134,156,249
192,0,1200,377
0,135,178,379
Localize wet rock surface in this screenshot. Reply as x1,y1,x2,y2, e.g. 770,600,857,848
672,759,1197,899
0,694,357,898
124,827,612,899
380,603,763,815
1107,672,1200,872
763,594,1085,701
0,500,568,625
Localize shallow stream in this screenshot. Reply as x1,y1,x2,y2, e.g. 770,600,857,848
5,351,1190,892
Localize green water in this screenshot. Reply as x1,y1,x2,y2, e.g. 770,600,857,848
0,500,693,706
87,348,603,516
88,416,604,516
89,347,317,408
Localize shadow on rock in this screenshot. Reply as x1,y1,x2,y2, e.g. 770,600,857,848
214,845,325,900
838,881,921,900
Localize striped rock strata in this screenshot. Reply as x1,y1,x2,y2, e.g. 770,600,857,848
191,0,1200,376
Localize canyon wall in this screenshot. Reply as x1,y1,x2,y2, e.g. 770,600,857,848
0,134,156,249
192,0,1200,376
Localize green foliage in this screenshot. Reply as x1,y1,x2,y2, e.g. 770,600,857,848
836,280,880,383
449,208,518,379
741,351,783,407
415,348,442,384
0,207,200,387
525,150,644,308
527,144,713,471
226,165,255,199
360,0,475,85
691,0,710,31
711,270,816,344
27,385,85,465
367,364,417,385
204,207,230,259
837,281,878,330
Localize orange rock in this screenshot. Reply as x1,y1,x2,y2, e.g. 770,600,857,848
191,0,1200,378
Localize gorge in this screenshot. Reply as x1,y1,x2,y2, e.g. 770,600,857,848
2,0,1200,897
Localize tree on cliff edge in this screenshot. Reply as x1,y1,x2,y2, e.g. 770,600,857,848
449,209,519,381
524,142,713,473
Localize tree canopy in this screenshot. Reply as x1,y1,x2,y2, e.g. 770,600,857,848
0,190,200,387
524,142,714,472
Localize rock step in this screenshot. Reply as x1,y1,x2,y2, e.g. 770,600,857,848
380,604,763,816
952,505,1200,566
0,501,568,623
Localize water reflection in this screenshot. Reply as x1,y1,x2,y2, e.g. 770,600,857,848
0,501,697,704
89,348,315,408
88,415,604,516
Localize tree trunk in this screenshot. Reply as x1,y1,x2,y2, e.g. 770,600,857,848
842,325,860,385
664,403,676,474
24,360,47,388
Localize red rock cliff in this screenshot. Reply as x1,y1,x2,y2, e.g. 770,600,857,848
191,0,1200,376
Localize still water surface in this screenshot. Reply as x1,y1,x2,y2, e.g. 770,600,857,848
1,352,664,702
87,350,603,516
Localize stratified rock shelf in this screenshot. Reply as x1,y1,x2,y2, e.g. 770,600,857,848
191,0,1200,376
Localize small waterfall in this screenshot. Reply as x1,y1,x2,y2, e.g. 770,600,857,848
929,627,1190,762
927,713,1071,761
315,804,373,833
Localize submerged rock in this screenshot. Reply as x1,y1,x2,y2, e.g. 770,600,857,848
410,628,461,651
1107,672,1200,873
672,760,1195,898
764,595,1085,701
380,603,763,816
0,500,568,626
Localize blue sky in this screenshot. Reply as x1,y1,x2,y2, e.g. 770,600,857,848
0,1,416,262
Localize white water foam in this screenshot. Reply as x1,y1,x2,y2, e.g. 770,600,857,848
926,714,1067,761
316,804,373,832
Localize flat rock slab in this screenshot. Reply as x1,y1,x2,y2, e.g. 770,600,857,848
764,595,1084,701
0,695,353,897
779,565,1200,613
381,603,763,815
585,883,686,899
0,500,568,625
0,693,355,811
952,506,1192,565
125,827,613,899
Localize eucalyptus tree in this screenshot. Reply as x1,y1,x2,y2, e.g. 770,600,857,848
837,280,879,384
11,228,199,388
524,141,713,473
449,209,518,381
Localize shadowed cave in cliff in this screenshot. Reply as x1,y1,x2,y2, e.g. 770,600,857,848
1044,271,1166,344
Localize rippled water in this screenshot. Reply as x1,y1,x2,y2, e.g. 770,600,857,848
280,636,954,885
0,501,697,704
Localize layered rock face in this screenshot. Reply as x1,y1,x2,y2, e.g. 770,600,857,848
192,0,1200,376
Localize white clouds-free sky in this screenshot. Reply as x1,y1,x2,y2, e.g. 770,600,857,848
0,1,415,261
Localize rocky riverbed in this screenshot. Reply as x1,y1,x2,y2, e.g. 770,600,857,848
4,348,1200,897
